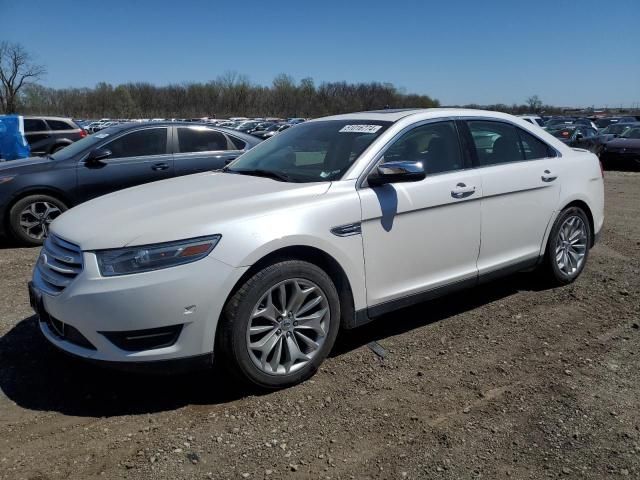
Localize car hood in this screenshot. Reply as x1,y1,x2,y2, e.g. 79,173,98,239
0,156,52,172
51,171,331,250
605,138,640,150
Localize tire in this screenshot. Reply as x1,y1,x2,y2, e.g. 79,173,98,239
8,194,68,246
217,260,341,389
540,206,592,286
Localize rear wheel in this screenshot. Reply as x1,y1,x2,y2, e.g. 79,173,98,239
8,194,67,246
217,260,340,389
541,206,592,285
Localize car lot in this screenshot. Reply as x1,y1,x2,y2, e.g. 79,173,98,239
0,170,638,479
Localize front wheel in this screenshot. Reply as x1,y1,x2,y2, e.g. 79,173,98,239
217,260,340,389
540,207,592,286
8,194,68,246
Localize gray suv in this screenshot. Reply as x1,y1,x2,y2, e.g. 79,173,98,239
23,116,87,156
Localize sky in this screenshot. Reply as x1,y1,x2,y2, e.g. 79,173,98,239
1,0,639,107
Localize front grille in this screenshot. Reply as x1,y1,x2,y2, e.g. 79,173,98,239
36,235,83,295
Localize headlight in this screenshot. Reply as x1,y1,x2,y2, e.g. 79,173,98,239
96,235,221,277
0,175,16,184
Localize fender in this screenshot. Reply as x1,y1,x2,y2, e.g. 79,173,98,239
538,193,598,258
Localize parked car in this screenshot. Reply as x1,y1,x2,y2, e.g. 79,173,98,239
594,116,638,130
22,116,87,155
599,126,640,170
518,115,545,127
0,122,259,245
234,121,262,133
573,118,598,130
252,123,291,139
28,109,604,389
590,122,640,155
549,125,599,150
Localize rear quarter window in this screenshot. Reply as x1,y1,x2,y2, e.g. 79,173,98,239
24,119,48,132
46,119,76,131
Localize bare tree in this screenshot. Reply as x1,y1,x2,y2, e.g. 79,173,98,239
526,95,543,113
0,42,46,113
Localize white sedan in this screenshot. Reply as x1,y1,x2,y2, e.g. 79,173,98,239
29,108,604,389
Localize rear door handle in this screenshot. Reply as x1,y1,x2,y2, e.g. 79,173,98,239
451,182,476,199
541,170,557,182
151,162,169,171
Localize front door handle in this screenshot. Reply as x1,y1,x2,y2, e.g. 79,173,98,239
151,162,169,171
541,170,557,182
451,182,476,199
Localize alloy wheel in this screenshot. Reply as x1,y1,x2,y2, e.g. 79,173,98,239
19,202,61,240
554,215,588,276
247,278,330,375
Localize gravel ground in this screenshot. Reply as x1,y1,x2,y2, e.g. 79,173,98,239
0,171,639,480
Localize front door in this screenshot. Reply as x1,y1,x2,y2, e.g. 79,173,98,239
77,126,173,201
358,120,482,314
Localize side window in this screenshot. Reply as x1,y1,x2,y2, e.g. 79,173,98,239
177,127,228,153
24,119,48,132
46,119,75,131
517,128,556,160
467,121,525,166
383,121,463,175
227,135,246,150
104,128,167,159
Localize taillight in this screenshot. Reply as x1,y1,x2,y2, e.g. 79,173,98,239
79,129,87,138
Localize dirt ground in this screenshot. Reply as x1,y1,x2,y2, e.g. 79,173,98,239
1,171,639,480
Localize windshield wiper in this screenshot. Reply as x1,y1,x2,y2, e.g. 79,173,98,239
225,168,293,182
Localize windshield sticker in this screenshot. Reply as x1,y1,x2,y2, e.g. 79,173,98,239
339,124,382,134
95,133,110,139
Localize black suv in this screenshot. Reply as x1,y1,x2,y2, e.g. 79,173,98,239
23,116,87,155
0,122,259,245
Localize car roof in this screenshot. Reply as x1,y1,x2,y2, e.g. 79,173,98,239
313,108,538,123
23,115,74,121
105,121,260,143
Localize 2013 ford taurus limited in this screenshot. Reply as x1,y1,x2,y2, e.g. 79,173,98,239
29,109,605,389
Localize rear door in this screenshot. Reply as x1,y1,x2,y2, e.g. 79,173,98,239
462,119,562,276
77,126,173,201
23,118,51,155
173,125,246,175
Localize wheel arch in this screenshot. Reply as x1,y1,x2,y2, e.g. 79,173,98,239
223,245,356,330
49,139,73,153
4,187,73,230
560,199,596,248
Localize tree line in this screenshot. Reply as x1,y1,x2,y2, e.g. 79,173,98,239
16,73,441,119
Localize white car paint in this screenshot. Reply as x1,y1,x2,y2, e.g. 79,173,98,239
31,109,605,366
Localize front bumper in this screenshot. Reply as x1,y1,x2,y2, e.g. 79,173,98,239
32,250,248,364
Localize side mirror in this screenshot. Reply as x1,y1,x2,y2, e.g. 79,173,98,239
87,147,112,162
575,133,584,140
368,160,426,186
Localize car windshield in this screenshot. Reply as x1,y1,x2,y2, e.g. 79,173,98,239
602,124,631,135
48,127,122,160
225,120,391,183
620,127,640,139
